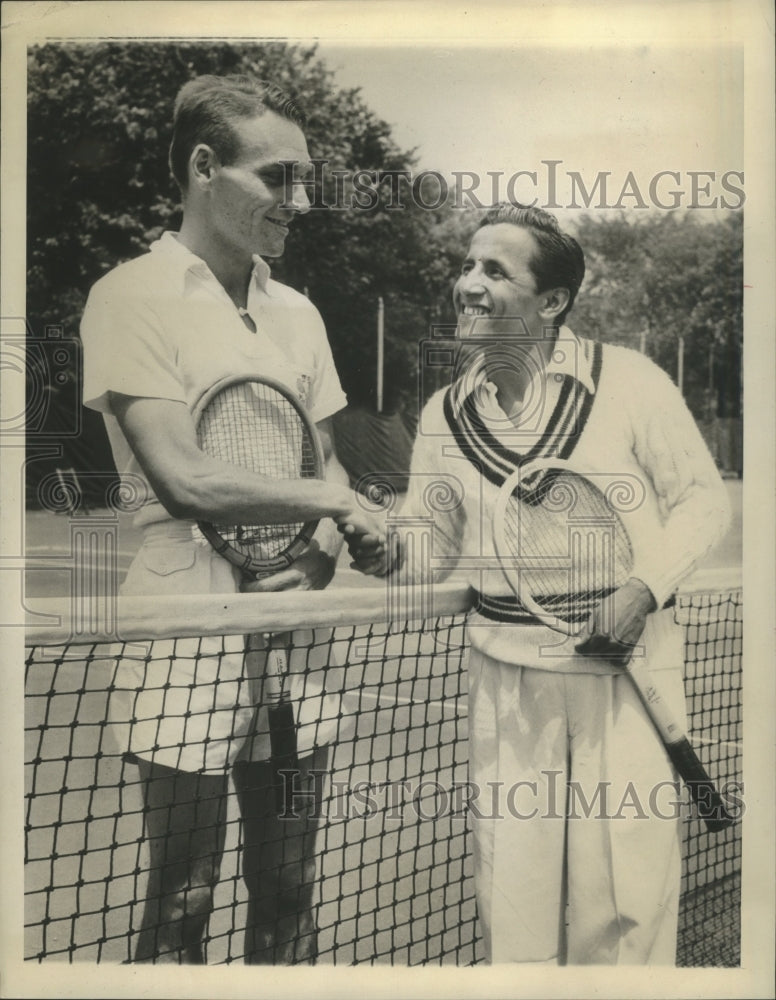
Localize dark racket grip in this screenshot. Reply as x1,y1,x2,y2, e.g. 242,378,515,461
267,699,300,814
664,737,734,832
626,658,734,834
263,633,299,815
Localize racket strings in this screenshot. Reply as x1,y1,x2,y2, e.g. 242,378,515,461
500,472,632,624
196,381,317,562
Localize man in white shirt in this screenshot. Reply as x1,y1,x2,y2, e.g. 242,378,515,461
347,203,730,964
81,75,379,964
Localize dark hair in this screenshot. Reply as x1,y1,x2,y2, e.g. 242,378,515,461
479,203,585,323
169,75,305,192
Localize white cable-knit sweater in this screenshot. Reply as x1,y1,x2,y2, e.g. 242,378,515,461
395,329,731,674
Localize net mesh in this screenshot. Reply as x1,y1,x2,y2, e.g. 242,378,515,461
23,574,741,966
674,585,743,967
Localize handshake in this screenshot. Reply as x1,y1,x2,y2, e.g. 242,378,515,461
334,507,403,578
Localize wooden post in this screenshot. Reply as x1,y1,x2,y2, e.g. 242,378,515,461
708,339,715,419
377,296,385,413
677,335,684,395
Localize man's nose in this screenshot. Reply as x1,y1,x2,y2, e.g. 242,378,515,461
459,269,486,295
288,180,311,214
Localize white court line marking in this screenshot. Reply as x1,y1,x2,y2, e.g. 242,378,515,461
692,736,743,751
25,547,137,559
354,688,467,717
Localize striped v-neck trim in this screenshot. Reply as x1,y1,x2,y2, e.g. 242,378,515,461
442,338,603,488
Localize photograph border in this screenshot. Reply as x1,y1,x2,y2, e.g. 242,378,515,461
2,2,773,997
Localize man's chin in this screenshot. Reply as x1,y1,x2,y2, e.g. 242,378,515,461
456,314,504,343
457,315,536,343
255,230,290,259
255,240,287,260
456,314,493,341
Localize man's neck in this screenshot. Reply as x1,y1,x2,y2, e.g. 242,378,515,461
177,218,254,309
489,328,559,419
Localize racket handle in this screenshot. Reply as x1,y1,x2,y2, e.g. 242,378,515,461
625,660,734,832
267,699,299,813
263,632,289,706
663,737,734,832
251,632,299,813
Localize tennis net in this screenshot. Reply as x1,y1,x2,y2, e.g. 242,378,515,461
23,568,742,965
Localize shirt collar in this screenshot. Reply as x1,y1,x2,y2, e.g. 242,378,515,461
149,232,272,296
545,327,596,395
452,326,596,416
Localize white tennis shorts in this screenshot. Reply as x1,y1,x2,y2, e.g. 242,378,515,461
108,521,346,773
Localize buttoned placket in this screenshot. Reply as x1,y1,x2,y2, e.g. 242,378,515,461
237,306,257,334
239,255,274,335
187,262,262,336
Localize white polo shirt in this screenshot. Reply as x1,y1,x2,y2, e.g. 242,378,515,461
81,232,348,527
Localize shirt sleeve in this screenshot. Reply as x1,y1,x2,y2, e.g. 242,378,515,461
393,392,467,585
305,305,348,424
627,354,731,607
81,275,185,414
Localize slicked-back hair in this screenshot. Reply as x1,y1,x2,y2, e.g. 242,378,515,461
479,203,586,324
169,75,305,192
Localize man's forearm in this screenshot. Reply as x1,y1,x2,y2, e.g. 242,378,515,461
313,449,350,562
631,476,731,607
112,392,357,525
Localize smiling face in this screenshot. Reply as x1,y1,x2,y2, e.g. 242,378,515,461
453,224,550,342
201,111,312,261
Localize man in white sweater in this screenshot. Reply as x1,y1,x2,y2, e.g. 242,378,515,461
345,202,730,964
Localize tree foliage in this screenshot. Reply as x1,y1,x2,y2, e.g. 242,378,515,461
26,40,454,500
571,211,743,421
27,41,450,405
26,41,743,504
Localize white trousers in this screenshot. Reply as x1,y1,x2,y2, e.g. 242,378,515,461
467,649,685,965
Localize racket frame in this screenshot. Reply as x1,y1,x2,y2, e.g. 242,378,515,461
492,456,733,832
193,373,325,578
193,373,325,813
492,456,633,636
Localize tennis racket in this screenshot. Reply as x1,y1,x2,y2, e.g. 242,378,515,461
194,374,325,812
492,457,733,832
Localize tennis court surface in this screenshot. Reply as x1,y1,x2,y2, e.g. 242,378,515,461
24,569,741,965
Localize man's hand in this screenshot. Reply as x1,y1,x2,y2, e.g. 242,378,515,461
242,540,336,593
574,577,658,666
335,507,402,578
338,523,402,577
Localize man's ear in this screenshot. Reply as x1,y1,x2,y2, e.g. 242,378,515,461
189,144,218,187
538,287,571,321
